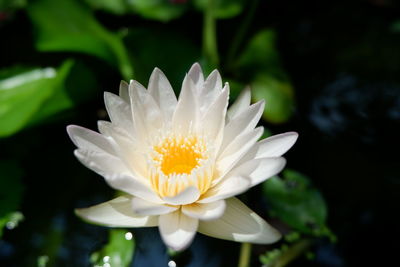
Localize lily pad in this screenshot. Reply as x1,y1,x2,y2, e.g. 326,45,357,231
0,61,73,137
27,0,133,79
263,170,328,236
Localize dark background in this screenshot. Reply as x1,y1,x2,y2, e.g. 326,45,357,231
1,0,400,266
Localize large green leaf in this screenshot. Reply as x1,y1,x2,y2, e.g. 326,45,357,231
251,74,294,124
0,61,73,137
263,170,328,236
129,0,187,21
193,0,245,19
84,0,127,15
27,0,133,79
91,229,135,267
236,29,295,123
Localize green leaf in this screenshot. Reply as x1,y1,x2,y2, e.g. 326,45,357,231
91,229,135,267
27,0,133,79
263,170,328,236
193,0,245,19
125,28,200,90
251,74,294,124
236,29,282,76
0,0,26,10
0,212,24,238
0,61,73,137
236,29,295,123
84,0,128,15
128,0,187,21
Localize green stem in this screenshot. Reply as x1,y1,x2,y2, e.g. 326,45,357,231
271,239,312,267
203,0,219,68
226,0,259,68
238,243,252,267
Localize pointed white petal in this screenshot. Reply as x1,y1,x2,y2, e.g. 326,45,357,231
132,197,178,216
188,63,204,88
129,80,164,135
217,127,264,178
255,132,298,158
198,198,281,244
74,148,130,177
200,84,229,148
75,196,158,227
119,80,130,102
74,149,162,203
200,70,223,113
104,92,134,133
198,176,250,203
172,75,198,133
159,211,198,251
148,67,177,121
229,157,286,187
163,186,200,206
226,87,251,123
219,100,265,154
67,125,116,155
182,200,226,221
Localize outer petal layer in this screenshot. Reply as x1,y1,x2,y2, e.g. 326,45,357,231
75,196,158,227
198,197,281,244
182,200,226,221
159,211,199,251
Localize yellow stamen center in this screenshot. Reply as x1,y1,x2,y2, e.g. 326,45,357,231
149,134,213,198
153,136,205,176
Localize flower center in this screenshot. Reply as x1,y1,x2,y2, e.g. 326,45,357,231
155,137,203,175
149,134,213,198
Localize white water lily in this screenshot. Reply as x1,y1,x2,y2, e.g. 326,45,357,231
67,63,298,251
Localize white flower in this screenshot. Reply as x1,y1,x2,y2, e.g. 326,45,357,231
67,63,298,251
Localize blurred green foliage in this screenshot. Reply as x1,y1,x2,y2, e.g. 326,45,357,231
263,170,333,239
0,0,328,265
91,229,135,267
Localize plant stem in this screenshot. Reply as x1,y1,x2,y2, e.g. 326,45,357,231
203,0,219,68
238,243,252,267
226,0,259,68
271,239,312,267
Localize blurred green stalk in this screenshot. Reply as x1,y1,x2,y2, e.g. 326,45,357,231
203,0,219,68
238,242,252,267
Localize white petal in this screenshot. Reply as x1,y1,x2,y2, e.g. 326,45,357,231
159,211,198,251
104,92,134,133
219,100,265,154
148,67,177,122
226,87,251,123
198,176,250,203
74,148,130,178
200,84,229,148
252,132,298,158
229,157,286,187
74,149,162,203
75,196,158,227
162,186,200,206
216,127,264,178
132,197,178,216
67,125,116,155
103,125,148,178
188,63,204,89
182,200,226,221
119,80,130,102
172,75,198,133
200,70,222,113
198,197,281,244
129,81,163,136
